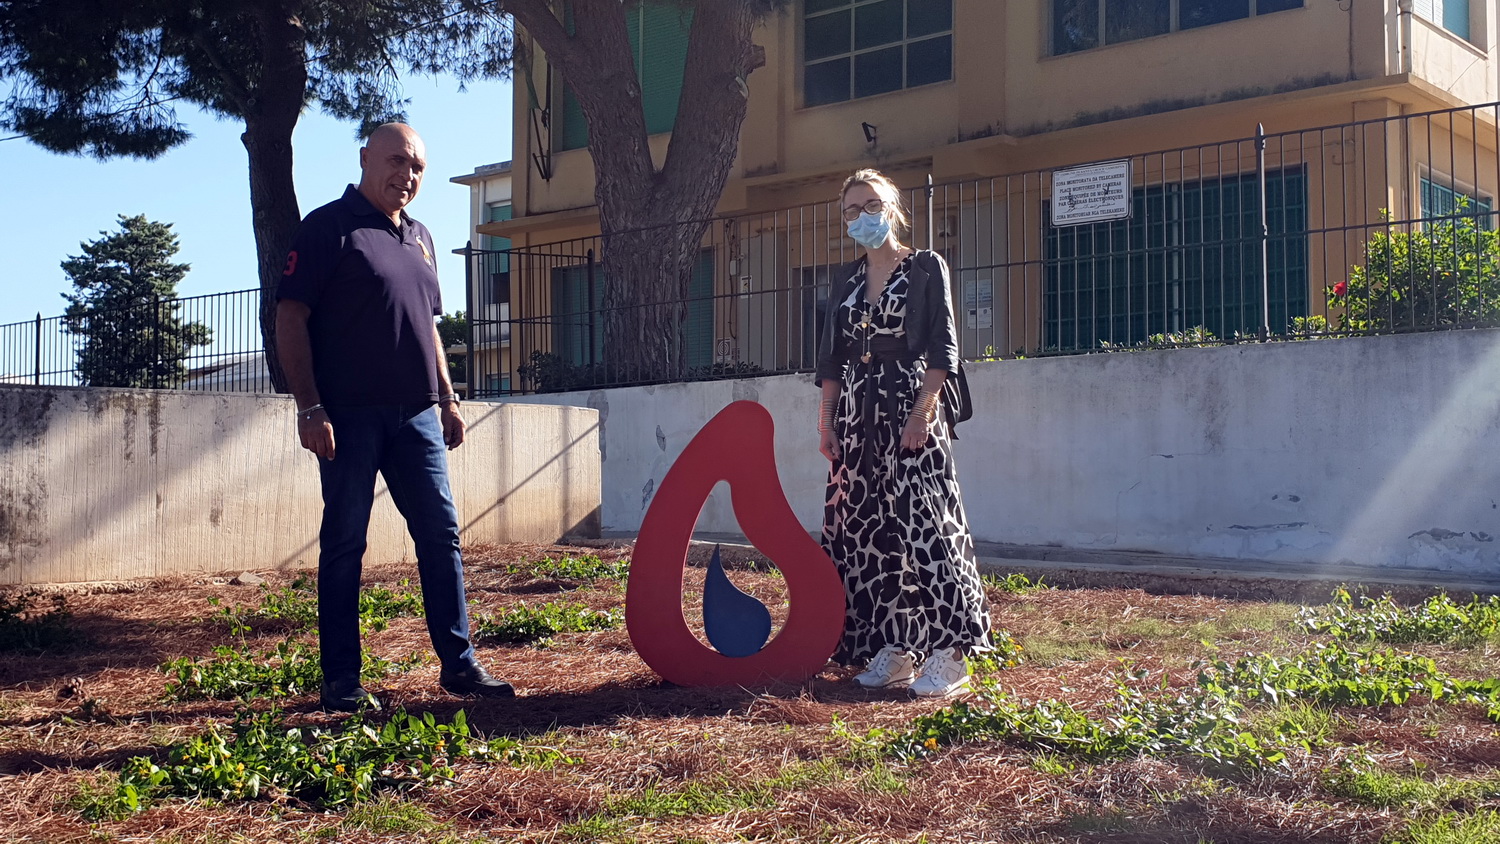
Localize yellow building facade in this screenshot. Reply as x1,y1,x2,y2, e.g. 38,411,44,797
468,0,1499,394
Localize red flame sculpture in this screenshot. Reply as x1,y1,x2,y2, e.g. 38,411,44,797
626,401,846,686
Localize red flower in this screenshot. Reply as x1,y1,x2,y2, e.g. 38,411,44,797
1333,281,1348,297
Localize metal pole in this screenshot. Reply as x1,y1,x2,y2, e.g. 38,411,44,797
586,248,597,371
1257,123,1270,340
33,312,41,385
926,174,935,249
153,294,162,388
463,240,475,399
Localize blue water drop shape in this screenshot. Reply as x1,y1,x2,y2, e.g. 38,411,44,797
702,544,772,658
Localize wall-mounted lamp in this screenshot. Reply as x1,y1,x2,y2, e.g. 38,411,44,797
861,122,877,145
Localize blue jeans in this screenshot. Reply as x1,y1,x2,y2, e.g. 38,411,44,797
316,404,476,686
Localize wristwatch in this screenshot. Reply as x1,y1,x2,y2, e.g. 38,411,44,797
439,393,461,408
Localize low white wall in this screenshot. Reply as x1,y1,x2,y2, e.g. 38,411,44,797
511,330,1500,577
0,387,600,585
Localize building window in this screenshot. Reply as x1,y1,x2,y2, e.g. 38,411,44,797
1421,176,1493,229
481,203,512,308
1044,169,1308,349
803,0,953,107
1415,0,1471,42
557,2,692,152
1053,0,1302,55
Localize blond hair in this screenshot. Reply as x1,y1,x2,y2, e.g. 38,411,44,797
840,168,909,237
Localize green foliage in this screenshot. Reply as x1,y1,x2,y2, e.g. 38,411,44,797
1099,326,1219,351
341,795,453,835
0,2,513,159
473,602,621,647
1336,211,1500,332
882,676,1280,771
211,575,421,636
1299,588,1500,646
981,572,1048,594
1396,809,1500,844
0,590,75,651
514,554,630,582
76,706,571,818
437,311,468,384
1198,642,1468,708
59,215,210,388
160,640,417,702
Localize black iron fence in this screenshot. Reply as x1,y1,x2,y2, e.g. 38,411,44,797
8,102,1500,398
469,100,1500,397
0,288,271,392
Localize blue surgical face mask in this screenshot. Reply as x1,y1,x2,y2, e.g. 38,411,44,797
845,211,891,250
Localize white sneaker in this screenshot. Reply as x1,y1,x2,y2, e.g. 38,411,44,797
853,645,916,688
910,648,970,698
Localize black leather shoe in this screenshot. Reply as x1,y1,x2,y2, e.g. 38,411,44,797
320,680,381,713
439,663,516,698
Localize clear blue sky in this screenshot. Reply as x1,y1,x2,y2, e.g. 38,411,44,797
1,75,513,327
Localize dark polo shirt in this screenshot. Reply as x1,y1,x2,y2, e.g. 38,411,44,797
278,185,442,406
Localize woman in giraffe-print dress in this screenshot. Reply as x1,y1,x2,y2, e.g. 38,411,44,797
814,169,992,698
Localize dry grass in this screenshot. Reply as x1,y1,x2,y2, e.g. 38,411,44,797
0,542,1497,843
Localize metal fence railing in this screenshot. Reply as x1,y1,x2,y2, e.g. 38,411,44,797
8,102,1500,399
0,288,271,392
469,100,1500,397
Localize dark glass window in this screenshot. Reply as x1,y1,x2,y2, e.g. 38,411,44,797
1105,0,1170,43
1055,0,1300,55
802,0,952,106
1054,0,1100,54
1180,0,1250,30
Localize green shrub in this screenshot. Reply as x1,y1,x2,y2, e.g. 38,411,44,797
1337,211,1500,332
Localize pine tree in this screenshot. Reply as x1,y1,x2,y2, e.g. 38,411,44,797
61,215,211,388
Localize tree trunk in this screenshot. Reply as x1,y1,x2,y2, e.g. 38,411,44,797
512,0,766,385
242,2,309,393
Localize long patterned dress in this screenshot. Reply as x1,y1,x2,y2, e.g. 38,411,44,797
822,255,993,666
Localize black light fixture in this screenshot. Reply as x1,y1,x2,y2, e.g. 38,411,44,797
861,121,877,145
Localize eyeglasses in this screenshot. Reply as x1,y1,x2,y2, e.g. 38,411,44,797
841,198,885,222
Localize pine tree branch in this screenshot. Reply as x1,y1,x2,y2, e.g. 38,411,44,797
503,0,581,68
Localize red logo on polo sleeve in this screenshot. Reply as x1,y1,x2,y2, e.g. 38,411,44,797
282,251,299,276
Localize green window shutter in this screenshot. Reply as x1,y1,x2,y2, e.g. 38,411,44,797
558,83,589,152
482,204,513,271
551,263,605,366
555,2,690,152
639,3,692,135
686,249,715,370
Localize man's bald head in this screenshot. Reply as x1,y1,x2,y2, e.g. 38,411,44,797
358,123,427,223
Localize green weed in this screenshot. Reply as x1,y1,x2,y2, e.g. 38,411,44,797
210,576,421,636
981,572,1048,594
473,601,621,646
1300,588,1500,646
513,554,629,582
76,706,572,818
1395,810,1500,844
160,641,419,701
340,795,451,835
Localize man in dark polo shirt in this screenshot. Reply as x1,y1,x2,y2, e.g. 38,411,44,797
275,123,513,711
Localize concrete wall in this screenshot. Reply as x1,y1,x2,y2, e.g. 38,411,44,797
512,330,1500,577
0,387,600,585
